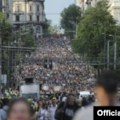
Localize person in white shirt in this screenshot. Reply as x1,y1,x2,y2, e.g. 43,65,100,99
37,102,49,120
48,98,57,120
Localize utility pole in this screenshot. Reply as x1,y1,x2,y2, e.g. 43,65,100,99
25,0,27,31
0,24,1,85
75,20,78,39
107,40,110,70
114,41,117,70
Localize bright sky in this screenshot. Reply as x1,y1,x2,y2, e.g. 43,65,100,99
45,0,75,25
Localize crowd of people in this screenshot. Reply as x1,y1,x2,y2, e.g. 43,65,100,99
0,71,120,120
0,93,95,120
14,36,95,95
0,36,120,120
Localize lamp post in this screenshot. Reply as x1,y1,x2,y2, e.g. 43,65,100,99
102,33,117,70
113,41,117,70
107,40,110,70
106,34,117,70
0,23,2,85
25,0,27,31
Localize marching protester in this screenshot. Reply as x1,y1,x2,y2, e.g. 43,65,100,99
0,98,9,120
55,94,80,120
48,98,57,120
37,102,49,120
73,71,120,120
7,98,34,120
15,37,95,98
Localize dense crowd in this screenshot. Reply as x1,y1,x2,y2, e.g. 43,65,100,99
0,71,119,120
0,36,120,120
0,93,95,120
14,36,95,95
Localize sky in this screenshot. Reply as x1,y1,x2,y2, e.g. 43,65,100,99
45,0,75,25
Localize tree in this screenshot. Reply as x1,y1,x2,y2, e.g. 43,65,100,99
0,13,13,75
61,4,81,37
0,12,5,22
48,25,61,34
72,0,118,70
22,33,35,47
1,22,13,45
43,19,51,36
0,12,13,45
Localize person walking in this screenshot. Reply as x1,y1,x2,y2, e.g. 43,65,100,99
73,71,120,120
55,94,79,120
0,98,9,120
48,98,57,120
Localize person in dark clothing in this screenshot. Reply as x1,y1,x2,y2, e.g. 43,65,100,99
73,71,120,120
0,98,9,120
81,97,88,107
55,94,80,120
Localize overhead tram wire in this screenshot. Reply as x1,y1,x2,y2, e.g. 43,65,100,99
45,13,61,15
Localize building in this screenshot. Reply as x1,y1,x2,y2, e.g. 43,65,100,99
2,0,12,20
75,0,120,25
75,0,97,11
109,0,120,25
0,0,2,11
2,0,45,36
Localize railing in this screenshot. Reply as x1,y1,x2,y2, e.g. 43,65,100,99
0,46,35,52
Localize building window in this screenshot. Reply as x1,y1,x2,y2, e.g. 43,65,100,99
29,5,32,12
36,5,39,12
37,15,39,22
16,15,20,21
15,4,21,12
29,15,32,21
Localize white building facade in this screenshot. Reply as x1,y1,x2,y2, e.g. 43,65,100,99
75,0,97,11
2,0,45,36
109,0,120,25
75,0,120,25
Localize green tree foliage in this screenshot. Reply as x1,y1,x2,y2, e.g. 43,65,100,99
61,4,81,37
1,22,13,45
43,19,51,35
0,12,5,22
22,33,35,47
48,25,61,34
72,0,116,60
0,12,13,45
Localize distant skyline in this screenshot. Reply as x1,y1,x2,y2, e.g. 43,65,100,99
45,0,75,25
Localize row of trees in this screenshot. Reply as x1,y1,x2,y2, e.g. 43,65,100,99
0,12,36,86
0,12,35,47
60,0,120,71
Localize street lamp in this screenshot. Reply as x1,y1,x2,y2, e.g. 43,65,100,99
106,34,117,70
102,33,117,70
0,22,2,85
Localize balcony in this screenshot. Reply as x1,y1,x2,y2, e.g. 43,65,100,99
13,12,24,15
13,9,24,15
12,21,27,25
